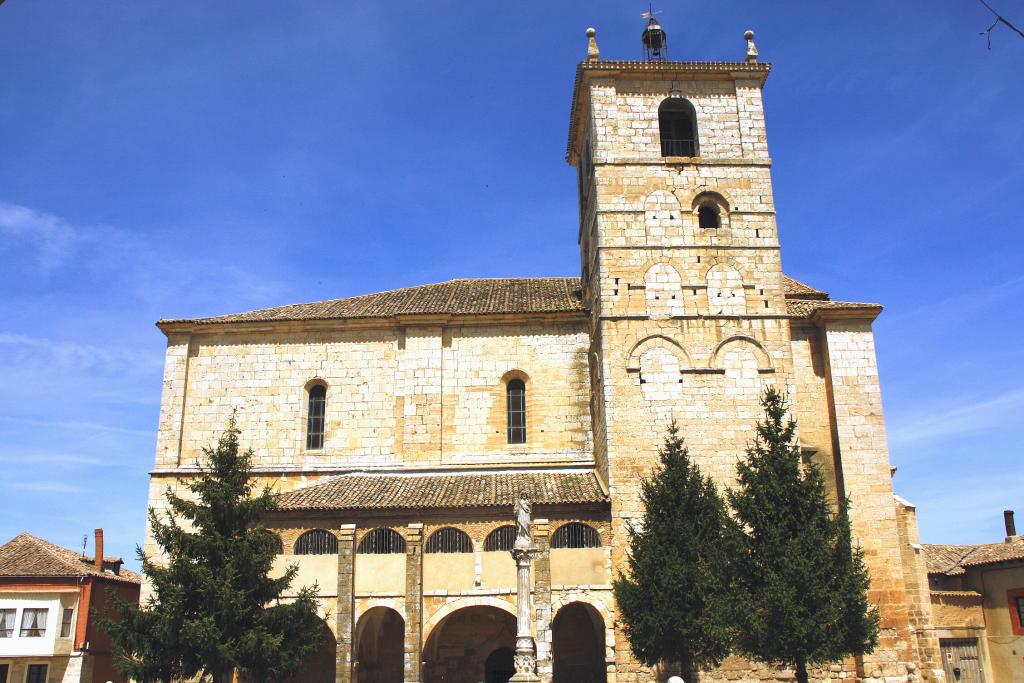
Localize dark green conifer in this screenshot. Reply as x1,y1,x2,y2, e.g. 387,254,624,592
613,421,735,681
103,419,323,683
728,388,879,683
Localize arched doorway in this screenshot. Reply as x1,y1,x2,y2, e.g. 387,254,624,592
291,618,337,683
354,607,404,683
423,605,516,683
552,602,606,683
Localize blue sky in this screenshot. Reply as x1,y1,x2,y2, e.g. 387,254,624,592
0,2,1021,566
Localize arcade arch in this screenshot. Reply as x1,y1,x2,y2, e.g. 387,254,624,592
354,607,404,683
552,602,607,683
422,604,517,683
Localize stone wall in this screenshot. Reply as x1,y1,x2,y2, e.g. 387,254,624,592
152,319,591,473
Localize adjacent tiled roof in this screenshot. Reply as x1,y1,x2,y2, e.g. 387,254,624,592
784,298,883,318
159,278,585,326
0,533,141,584
781,275,828,300
923,544,977,576
960,541,1024,568
275,470,607,512
781,274,881,318
924,541,1024,575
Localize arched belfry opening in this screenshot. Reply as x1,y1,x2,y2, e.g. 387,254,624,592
658,98,698,157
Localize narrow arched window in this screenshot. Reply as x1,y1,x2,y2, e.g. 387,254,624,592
658,98,698,157
698,204,720,229
484,525,518,552
358,528,406,554
506,379,526,445
294,529,338,555
306,384,326,450
551,523,601,549
425,527,473,553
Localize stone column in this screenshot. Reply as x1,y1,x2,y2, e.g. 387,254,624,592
511,539,541,683
335,523,356,683
404,523,424,683
532,519,553,682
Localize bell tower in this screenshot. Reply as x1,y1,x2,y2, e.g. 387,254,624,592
568,22,935,682
568,24,785,492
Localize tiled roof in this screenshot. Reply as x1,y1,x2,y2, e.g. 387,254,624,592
159,278,585,326
781,275,828,300
0,533,141,584
275,470,607,512
924,541,1024,575
960,540,1024,568
923,544,976,575
784,298,883,318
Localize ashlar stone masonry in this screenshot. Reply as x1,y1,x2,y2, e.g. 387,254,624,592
144,28,944,683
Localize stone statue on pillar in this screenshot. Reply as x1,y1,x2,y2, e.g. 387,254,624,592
510,492,540,682
515,491,532,544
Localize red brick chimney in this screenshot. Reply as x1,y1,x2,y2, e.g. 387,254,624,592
1005,510,1018,542
94,529,104,570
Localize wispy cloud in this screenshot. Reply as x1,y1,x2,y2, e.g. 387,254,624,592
889,387,1024,446
0,202,79,271
0,333,160,373
0,415,153,437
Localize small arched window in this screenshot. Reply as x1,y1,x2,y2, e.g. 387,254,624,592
698,204,720,229
506,379,526,445
357,528,406,555
484,525,518,552
425,527,473,553
306,384,326,450
294,529,338,555
551,523,601,549
658,98,698,157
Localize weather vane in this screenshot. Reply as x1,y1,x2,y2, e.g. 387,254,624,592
641,4,668,61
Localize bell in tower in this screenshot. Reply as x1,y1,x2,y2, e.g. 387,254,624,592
641,11,668,61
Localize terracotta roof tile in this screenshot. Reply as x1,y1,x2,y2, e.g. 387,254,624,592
0,533,141,584
960,540,1024,567
784,299,883,317
781,275,829,300
275,471,607,512
923,544,976,575
160,278,585,326
924,541,1024,574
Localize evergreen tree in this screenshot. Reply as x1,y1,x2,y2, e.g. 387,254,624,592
103,419,324,683
613,421,735,681
727,388,879,683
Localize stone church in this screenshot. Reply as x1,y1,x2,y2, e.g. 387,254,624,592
146,22,946,683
